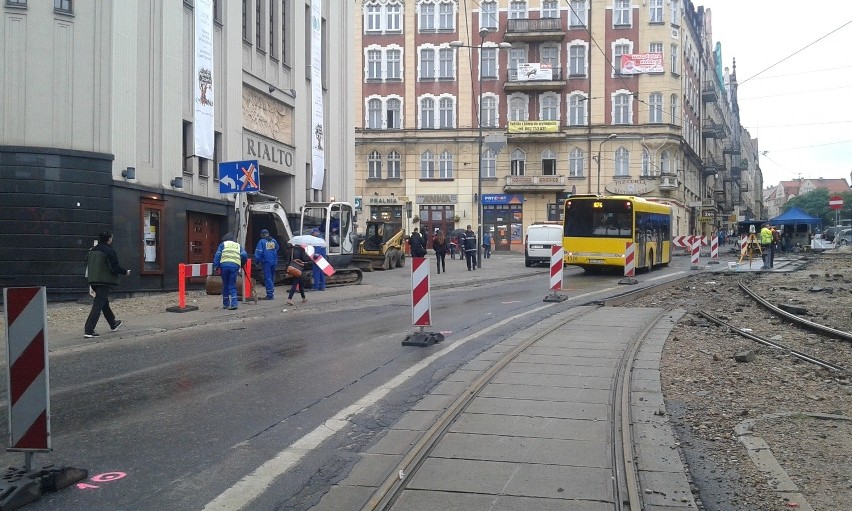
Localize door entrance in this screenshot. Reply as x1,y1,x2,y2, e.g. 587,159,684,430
187,212,221,282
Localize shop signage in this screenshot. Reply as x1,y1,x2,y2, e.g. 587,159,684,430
605,180,651,195
416,194,458,204
367,196,400,205
620,53,664,74
482,194,524,205
243,132,294,172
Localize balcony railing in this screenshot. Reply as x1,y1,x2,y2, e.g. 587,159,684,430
506,17,563,33
504,174,566,190
702,81,718,103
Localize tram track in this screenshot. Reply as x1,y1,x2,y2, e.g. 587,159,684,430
359,303,673,511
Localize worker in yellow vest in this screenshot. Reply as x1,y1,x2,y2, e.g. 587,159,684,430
214,232,248,310
759,224,774,270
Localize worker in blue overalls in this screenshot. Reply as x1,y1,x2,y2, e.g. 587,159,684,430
254,229,280,300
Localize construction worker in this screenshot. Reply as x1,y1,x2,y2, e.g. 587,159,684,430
214,233,248,310
254,229,280,300
759,224,774,269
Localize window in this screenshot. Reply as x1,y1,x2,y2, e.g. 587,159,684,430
641,149,651,176
439,48,454,79
419,2,435,31
365,4,382,31
569,45,586,76
542,0,559,18
387,49,402,79
242,0,249,40
269,1,275,55
569,148,584,177
386,3,401,30
542,149,557,175
481,48,497,78
671,43,679,74
255,0,263,49
660,150,670,175
510,149,526,176
568,94,586,126
649,42,662,54
368,150,382,178
649,92,662,123
613,42,630,75
420,48,435,79
509,96,528,121
541,94,558,121
420,150,435,179
481,1,498,29
420,98,435,129
7,0,27,6
141,199,164,273
387,98,401,128
439,150,454,178
438,2,454,30
482,149,496,178
509,1,527,19
281,0,288,63
615,147,629,176
387,151,401,178
367,99,382,129
613,92,631,124
614,0,631,25
649,0,663,23
671,0,680,24
367,49,382,80
439,97,454,128
54,0,71,13
570,0,586,27
481,95,498,127
364,1,402,34
541,45,559,68
509,48,527,76
670,94,678,124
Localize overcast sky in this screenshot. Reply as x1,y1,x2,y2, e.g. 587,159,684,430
697,1,852,188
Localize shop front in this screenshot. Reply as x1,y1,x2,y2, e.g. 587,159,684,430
417,193,458,247
366,196,405,235
482,194,524,252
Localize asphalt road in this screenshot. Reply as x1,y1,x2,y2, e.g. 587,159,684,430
0,256,696,511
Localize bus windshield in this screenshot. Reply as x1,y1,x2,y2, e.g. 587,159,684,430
564,199,633,238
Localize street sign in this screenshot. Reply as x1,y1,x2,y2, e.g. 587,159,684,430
829,195,843,210
218,160,260,194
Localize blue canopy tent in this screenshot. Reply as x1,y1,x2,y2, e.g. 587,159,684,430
770,207,822,250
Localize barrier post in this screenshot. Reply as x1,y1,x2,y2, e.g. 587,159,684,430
708,234,720,265
177,264,186,309
544,245,568,301
402,257,444,347
690,235,701,270
167,263,209,313
243,259,254,304
619,242,638,285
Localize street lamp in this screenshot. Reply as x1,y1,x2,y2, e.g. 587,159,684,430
450,29,511,268
593,134,617,195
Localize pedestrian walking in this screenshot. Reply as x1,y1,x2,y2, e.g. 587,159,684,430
408,228,427,257
483,230,493,258
432,229,447,274
214,232,248,310
84,229,131,338
284,242,308,305
254,228,280,300
310,228,327,291
457,232,466,263
463,224,477,271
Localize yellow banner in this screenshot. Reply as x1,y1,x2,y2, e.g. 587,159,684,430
508,121,559,133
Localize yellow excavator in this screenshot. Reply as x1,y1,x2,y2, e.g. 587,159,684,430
353,221,406,271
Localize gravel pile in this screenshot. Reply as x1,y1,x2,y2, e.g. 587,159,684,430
632,249,852,510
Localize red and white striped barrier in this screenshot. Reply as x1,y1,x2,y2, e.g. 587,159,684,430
740,235,747,257
690,236,701,268
710,235,719,259
624,242,636,277
169,260,252,312
3,287,50,451
550,245,564,291
673,235,690,248
410,257,431,326
304,245,335,276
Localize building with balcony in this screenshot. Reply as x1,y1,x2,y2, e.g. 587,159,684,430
355,0,757,249
0,0,353,296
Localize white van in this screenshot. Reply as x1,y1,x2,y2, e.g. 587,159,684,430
525,223,563,267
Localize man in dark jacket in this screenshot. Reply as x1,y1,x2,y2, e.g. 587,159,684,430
409,228,427,257
463,224,477,271
84,229,131,338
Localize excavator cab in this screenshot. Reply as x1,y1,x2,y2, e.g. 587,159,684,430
298,202,362,285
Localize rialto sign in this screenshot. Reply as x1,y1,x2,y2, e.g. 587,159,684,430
243,132,294,172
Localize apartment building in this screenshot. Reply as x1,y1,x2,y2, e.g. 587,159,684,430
0,0,353,296
354,0,758,250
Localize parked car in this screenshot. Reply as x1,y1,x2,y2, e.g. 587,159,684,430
836,228,852,246
524,223,563,267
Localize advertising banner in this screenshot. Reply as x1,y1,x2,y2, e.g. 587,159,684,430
507,120,559,133
310,0,325,190
516,62,553,81
620,53,664,74
193,0,214,159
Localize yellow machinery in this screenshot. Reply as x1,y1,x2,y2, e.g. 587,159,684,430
353,221,406,271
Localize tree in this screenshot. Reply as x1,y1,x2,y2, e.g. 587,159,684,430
784,188,852,226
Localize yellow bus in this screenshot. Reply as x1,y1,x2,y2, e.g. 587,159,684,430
563,195,672,272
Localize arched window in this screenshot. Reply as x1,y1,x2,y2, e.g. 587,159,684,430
509,96,528,121
481,95,498,127
481,148,496,178
541,148,557,175
541,95,559,121
420,150,435,178
387,150,401,178
420,97,435,129
387,98,401,128
670,94,678,124
367,98,382,129
510,148,526,176
439,150,454,178
569,147,584,177
649,92,662,123
641,149,650,176
615,147,629,176
568,94,587,126
368,150,382,178
439,97,455,128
